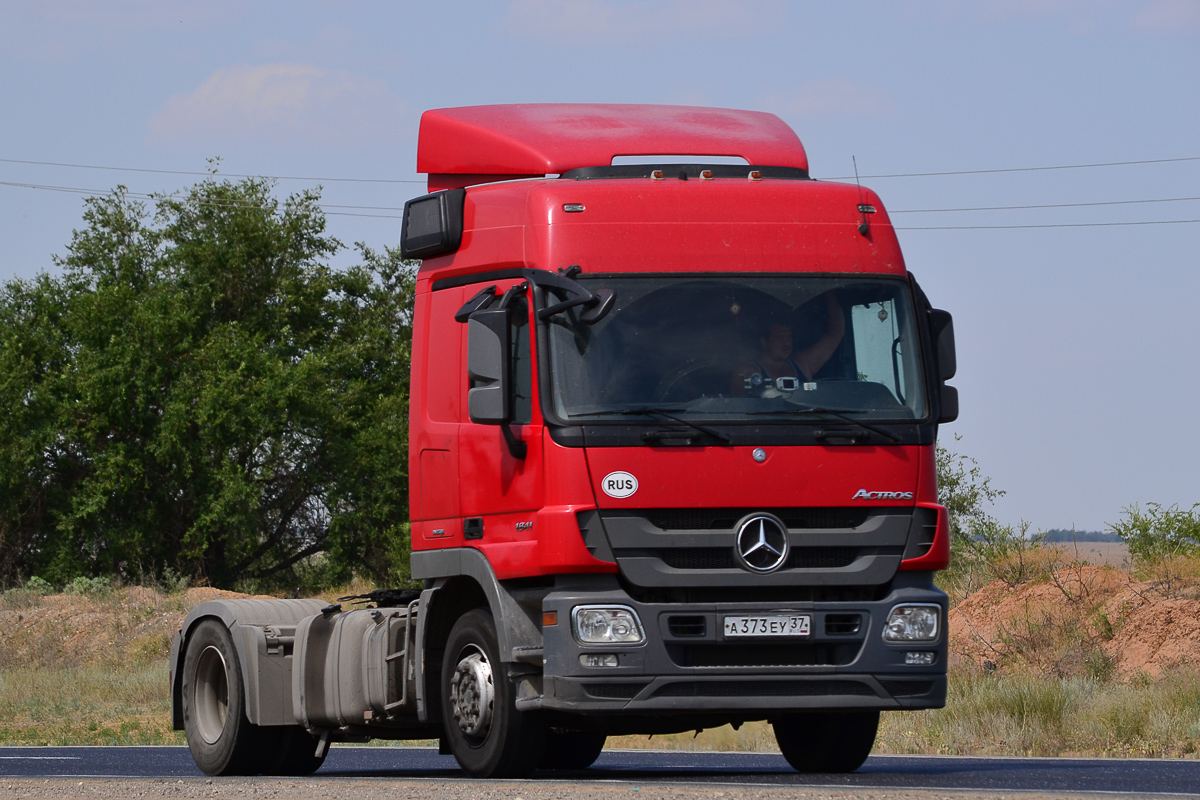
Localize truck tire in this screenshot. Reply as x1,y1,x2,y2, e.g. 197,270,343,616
440,609,546,778
540,731,606,770
181,619,262,776
262,727,327,776
772,710,879,773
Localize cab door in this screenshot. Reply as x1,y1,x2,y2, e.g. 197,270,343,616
457,280,545,573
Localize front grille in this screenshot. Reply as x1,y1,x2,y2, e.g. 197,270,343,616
660,549,736,570
790,547,858,569
825,614,863,635
651,680,876,699
583,682,647,700
667,615,707,637
641,507,873,531
622,584,889,605
657,546,860,571
667,642,860,668
878,680,936,698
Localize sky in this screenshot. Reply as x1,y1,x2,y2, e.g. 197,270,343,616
1,1,1198,532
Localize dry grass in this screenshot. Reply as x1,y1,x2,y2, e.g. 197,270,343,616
0,665,183,745
877,667,1200,758
608,667,1200,757
6,553,1200,756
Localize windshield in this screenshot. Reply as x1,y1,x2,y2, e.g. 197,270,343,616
546,275,927,422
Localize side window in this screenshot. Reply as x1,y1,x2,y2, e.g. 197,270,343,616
851,300,904,402
510,296,533,424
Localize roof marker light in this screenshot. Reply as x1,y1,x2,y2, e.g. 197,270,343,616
651,170,665,181
748,170,763,181
699,170,714,180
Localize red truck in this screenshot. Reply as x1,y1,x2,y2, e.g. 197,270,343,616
169,103,957,779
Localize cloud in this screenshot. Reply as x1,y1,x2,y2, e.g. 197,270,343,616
902,1,1198,34
1132,0,1200,33
2,2,241,63
500,0,785,42
147,63,405,147
760,79,896,119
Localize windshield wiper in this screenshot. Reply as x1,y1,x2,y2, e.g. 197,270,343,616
747,406,901,444
569,406,732,444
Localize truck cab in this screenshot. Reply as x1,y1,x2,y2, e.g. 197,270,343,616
170,103,957,779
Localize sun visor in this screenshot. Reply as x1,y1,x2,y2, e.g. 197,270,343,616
400,188,465,260
416,104,808,188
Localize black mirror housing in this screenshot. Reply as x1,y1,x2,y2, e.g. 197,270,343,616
929,309,956,381
938,384,959,424
467,308,511,424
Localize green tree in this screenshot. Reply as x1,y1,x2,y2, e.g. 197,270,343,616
1109,502,1200,562
0,178,416,590
936,433,1005,547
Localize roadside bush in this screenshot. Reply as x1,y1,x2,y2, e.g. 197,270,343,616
63,576,112,597
19,576,53,595
1110,502,1200,562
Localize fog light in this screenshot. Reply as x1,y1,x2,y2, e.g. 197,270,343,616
905,651,935,665
572,606,645,644
580,653,619,667
883,604,941,642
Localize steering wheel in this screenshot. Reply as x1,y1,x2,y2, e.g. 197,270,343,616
652,359,726,403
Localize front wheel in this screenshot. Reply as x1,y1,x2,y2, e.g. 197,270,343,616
772,710,879,773
441,609,546,778
540,730,606,770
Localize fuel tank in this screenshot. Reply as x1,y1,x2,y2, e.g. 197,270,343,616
292,606,419,729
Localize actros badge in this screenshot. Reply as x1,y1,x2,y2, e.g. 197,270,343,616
601,471,638,498
852,489,914,500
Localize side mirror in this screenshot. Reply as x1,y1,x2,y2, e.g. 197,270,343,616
929,309,956,381
938,384,959,424
467,308,511,424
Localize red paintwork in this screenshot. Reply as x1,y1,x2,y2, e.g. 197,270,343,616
584,446,918,510
418,104,807,191
406,104,948,581
898,444,951,571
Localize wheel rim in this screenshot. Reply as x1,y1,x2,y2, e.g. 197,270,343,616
193,645,229,744
449,644,494,740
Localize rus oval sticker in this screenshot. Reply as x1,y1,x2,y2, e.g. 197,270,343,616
601,471,638,498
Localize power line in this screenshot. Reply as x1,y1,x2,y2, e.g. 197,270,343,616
0,157,425,185
5,176,1200,229
0,180,405,219
827,155,1200,181
896,219,1200,230
5,153,1200,185
890,196,1200,214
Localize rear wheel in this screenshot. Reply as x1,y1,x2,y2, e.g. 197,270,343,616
441,609,546,778
772,710,879,773
540,730,606,770
262,727,327,776
181,620,261,776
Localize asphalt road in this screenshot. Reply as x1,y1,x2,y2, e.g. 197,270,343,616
1,747,1199,796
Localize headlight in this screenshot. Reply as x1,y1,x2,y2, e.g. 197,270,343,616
882,604,941,642
572,606,644,645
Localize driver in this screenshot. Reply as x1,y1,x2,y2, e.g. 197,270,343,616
732,293,845,396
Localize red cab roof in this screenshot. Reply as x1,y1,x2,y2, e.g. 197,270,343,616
417,104,808,189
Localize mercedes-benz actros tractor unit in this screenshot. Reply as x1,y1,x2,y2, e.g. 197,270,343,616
169,103,958,779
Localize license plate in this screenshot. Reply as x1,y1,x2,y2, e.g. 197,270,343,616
723,614,811,637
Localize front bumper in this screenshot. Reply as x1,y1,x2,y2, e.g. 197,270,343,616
540,573,947,714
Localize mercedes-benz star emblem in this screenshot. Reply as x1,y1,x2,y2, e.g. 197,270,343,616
733,514,790,573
